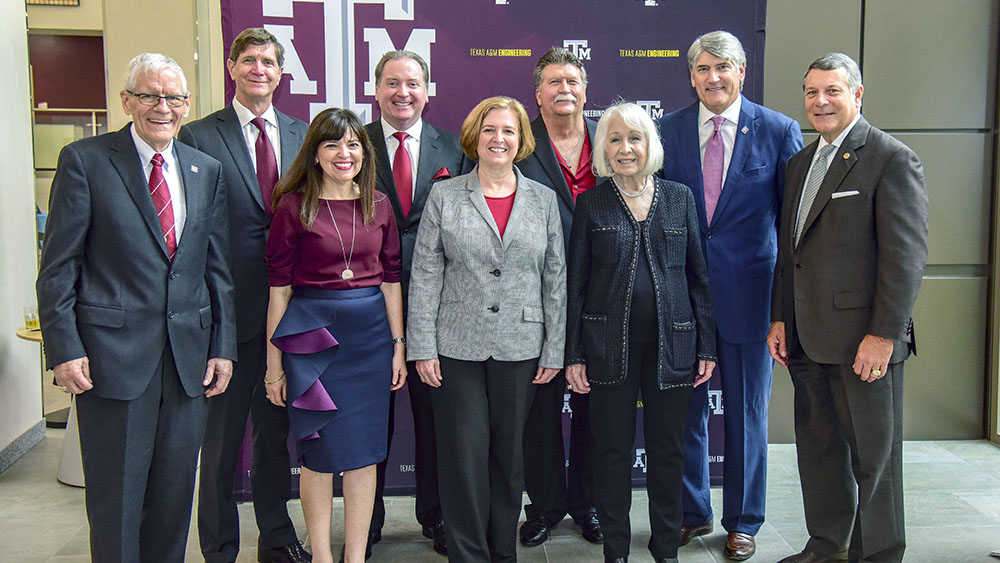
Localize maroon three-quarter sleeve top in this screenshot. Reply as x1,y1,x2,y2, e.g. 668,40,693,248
266,192,401,289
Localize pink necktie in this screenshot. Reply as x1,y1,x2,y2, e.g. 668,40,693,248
148,153,177,260
392,131,413,217
703,116,726,225
251,117,278,214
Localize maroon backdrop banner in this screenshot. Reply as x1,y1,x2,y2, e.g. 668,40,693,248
223,0,768,499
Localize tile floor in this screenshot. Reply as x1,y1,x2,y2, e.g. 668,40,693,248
1,430,999,562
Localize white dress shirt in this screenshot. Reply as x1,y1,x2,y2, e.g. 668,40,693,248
382,117,423,197
131,125,186,243
232,97,281,173
697,95,742,188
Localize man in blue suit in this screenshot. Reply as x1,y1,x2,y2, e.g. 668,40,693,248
658,30,802,561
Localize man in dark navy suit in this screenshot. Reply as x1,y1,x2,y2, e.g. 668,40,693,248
365,49,471,557
180,28,310,563
658,30,802,561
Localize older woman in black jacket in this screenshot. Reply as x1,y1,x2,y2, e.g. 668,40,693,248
565,102,716,563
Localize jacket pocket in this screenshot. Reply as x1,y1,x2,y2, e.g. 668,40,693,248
199,305,213,328
523,306,544,323
833,289,874,310
591,228,619,264
581,313,607,360
663,227,687,268
670,320,696,370
76,303,125,328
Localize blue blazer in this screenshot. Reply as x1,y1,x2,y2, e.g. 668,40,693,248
658,96,802,344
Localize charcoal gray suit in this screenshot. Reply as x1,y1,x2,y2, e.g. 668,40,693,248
179,104,307,561
772,115,928,562
37,124,236,562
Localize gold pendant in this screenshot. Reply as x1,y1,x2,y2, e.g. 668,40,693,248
342,268,354,280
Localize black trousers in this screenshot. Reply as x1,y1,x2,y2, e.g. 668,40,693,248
76,344,209,563
522,369,595,524
432,356,537,563
198,332,297,562
372,360,443,536
788,354,905,563
589,341,691,560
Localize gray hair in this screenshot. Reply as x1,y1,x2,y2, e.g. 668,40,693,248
687,30,746,71
533,47,588,91
592,101,664,178
374,50,429,87
123,53,188,94
804,52,863,95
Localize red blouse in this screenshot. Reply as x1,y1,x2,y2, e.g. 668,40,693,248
266,192,401,289
485,192,516,238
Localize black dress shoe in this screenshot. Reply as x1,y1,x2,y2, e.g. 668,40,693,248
777,551,838,563
605,557,627,563
654,558,678,563
577,512,604,544
519,517,552,546
421,520,448,555
258,540,312,563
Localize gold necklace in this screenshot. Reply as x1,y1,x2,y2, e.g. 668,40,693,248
325,199,356,280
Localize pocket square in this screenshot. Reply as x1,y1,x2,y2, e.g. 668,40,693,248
433,167,452,180
831,190,860,199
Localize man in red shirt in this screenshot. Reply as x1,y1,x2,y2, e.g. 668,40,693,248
516,46,602,547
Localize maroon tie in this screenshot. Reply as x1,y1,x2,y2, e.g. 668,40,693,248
251,117,279,214
703,116,725,225
392,131,413,217
148,153,177,261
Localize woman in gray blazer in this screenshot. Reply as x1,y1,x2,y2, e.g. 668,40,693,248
407,96,567,563
564,102,716,563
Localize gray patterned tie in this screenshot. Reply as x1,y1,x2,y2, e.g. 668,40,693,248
794,144,837,247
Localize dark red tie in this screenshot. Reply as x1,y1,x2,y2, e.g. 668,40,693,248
148,153,177,261
251,117,279,214
392,131,413,217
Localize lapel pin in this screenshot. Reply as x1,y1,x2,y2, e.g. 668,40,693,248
190,165,199,173
843,153,850,159
741,126,749,134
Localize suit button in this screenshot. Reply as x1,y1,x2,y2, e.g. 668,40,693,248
492,269,501,277
795,263,802,269
489,305,499,313
706,231,713,239
168,311,176,319
169,272,179,279
402,228,409,235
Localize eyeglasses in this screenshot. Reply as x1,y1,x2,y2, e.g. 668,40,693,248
127,90,189,108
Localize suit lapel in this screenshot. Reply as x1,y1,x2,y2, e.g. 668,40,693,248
530,117,576,213
276,109,303,174
712,98,756,223
174,142,204,260
216,105,264,212
800,117,869,240
109,125,172,259
465,170,502,242
412,121,441,227
677,103,709,230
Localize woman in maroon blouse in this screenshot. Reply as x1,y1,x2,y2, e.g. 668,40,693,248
264,108,406,563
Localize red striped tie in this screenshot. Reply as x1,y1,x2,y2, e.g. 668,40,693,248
392,131,413,217
149,153,177,260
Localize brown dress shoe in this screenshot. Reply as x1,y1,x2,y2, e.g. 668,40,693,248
678,519,713,546
724,532,755,560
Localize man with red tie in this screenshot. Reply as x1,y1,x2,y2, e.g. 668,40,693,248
179,28,310,563
37,52,236,562
364,50,471,557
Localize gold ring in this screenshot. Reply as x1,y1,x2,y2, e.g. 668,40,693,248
59,386,69,393
871,369,882,377
266,394,272,400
